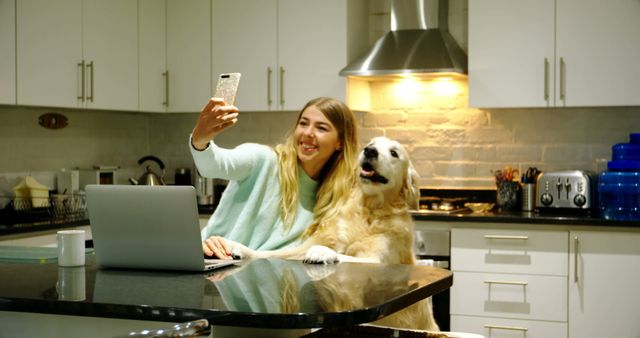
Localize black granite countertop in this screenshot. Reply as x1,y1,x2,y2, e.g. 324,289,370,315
2,209,637,238
0,217,89,236
0,205,219,237
411,209,639,227
0,256,452,328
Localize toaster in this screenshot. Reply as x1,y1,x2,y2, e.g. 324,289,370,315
536,170,597,210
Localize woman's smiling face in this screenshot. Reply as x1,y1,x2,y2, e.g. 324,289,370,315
294,105,341,179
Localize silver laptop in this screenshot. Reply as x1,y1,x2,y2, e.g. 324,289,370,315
85,185,238,272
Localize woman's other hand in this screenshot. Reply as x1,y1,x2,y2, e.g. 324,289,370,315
192,97,239,150
203,235,233,259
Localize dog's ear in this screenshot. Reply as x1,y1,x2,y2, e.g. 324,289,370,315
403,161,421,210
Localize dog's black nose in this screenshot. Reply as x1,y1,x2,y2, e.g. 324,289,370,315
363,146,378,159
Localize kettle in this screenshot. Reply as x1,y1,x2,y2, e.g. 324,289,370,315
129,156,166,186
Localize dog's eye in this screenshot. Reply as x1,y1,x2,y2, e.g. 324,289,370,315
390,150,399,158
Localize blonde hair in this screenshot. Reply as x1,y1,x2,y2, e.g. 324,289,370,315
274,97,359,232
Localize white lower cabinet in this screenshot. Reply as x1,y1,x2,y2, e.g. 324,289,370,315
451,315,567,338
451,227,568,337
568,231,640,338
451,271,567,322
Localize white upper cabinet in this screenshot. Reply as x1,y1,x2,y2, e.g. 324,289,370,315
138,0,168,112
166,0,211,112
468,0,554,108
0,0,16,104
278,0,348,110
211,0,278,111
16,0,138,111
556,0,640,107
212,0,355,111
17,0,83,108
82,0,138,110
139,0,211,113
469,0,640,108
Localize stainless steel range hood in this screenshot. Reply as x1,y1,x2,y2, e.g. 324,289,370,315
340,0,467,78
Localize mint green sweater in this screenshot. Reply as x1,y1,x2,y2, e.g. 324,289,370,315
191,139,318,250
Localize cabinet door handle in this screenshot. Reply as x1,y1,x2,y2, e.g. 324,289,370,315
484,280,528,286
560,57,566,101
483,235,529,240
279,66,285,106
162,71,169,107
484,324,528,332
267,67,273,106
574,236,579,283
77,60,85,101
86,61,94,102
544,58,549,101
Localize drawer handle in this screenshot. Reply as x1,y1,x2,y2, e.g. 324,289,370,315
484,324,528,332
484,280,528,286
484,235,529,240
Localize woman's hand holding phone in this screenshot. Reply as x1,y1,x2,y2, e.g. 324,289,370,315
191,98,239,150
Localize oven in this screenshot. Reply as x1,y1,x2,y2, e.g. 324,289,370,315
414,228,451,331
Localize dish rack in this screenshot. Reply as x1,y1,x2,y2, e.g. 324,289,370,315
0,194,87,225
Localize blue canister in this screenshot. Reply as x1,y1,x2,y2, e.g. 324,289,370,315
599,133,640,220
598,171,640,221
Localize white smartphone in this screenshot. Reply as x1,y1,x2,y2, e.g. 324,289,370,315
214,73,241,106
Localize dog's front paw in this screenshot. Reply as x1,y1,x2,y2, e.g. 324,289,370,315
230,247,245,260
303,245,339,264
224,240,253,260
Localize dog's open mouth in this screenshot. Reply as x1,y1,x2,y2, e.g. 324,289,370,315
360,162,389,184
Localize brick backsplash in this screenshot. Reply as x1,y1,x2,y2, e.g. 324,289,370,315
352,77,640,188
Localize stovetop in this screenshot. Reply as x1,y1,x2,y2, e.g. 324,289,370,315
416,196,472,215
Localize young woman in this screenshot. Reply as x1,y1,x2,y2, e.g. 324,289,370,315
191,97,359,259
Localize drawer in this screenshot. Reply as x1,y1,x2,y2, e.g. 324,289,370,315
451,315,567,338
451,228,568,275
451,271,567,321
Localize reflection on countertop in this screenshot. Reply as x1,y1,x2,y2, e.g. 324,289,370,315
0,256,452,329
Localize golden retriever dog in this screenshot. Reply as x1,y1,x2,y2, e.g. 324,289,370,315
229,136,439,331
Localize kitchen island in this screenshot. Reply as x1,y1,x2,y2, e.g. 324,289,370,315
0,256,452,338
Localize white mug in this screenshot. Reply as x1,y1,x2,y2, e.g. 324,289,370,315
57,230,85,267
56,266,86,301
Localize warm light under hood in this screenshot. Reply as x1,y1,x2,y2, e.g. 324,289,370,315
340,0,467,78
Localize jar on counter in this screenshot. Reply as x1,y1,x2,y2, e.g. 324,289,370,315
598,133,640,221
